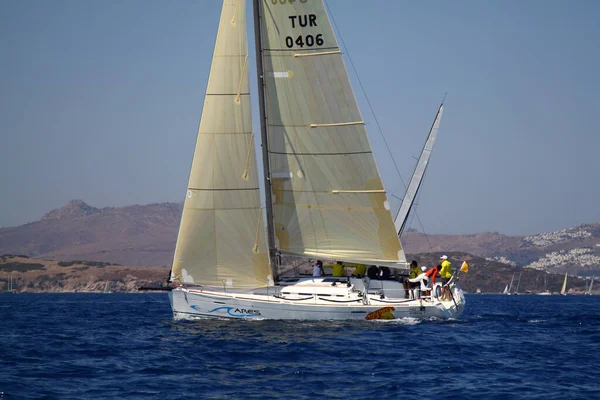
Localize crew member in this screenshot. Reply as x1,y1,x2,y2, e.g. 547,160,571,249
348,263,367,278
312,260,325,277
403,260,421,298
439,255,453,300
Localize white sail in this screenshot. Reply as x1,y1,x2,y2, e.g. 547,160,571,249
508,273,515,293
502,284,509,294
515,271,522,294
171,0,270,288
258,0,405,265
560,272,568,295
395,103,444,234
589,276,595,294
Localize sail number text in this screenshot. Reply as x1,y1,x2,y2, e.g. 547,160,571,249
284,13,325,49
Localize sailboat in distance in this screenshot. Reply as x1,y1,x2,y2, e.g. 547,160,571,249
168,0,465,320
504,273,515,295
537,274,551,295
585,276,594,295
560,272,568,296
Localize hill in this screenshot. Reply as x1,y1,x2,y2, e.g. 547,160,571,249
0,254,168,293
1,253,590,295
1,200,599,277
0,200,181,267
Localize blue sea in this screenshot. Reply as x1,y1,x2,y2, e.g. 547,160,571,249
1,294,599,399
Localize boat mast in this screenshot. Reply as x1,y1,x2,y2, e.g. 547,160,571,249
252,0,279,282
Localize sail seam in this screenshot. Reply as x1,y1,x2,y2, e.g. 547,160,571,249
264,47,339,52
332,189,385,194
294,50,341,58
310,121,363,128
272,189,385,196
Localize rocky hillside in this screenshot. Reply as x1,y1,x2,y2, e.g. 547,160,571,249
0,254,168,293
402,224,600,276
1,253,590,295
1,200,599,277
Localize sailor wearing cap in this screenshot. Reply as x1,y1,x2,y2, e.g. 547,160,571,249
439,255,453,300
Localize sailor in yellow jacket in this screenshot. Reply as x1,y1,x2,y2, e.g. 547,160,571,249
439,255,452,300
323,261,347,277
347,263,367,278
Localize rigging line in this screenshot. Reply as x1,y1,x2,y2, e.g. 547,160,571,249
242,131,255,180
411,195,434,252
324,1,408,194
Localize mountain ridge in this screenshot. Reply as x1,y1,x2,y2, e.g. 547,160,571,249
1,200,599,276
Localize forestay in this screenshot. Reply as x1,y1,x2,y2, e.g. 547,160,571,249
259,0,406,265
171,0,270,288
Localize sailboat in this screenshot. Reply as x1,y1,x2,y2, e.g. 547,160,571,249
168,0,465,320
537,274,551,295
7,274,16,293
560,272,568,296
585,275,594,295
514,271,522,295
504,273,515,295
502,284,509,295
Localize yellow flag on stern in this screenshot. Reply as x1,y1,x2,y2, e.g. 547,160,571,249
460,261,469,273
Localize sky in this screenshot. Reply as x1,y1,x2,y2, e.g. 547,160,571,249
1,0,599,236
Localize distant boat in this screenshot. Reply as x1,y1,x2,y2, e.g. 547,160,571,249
514,271,522,295
537,274,551,295
560,272,568,296
476,288,482,294
505,273,515,295
585,276,594,296
502,283,510,295
7,274,16,293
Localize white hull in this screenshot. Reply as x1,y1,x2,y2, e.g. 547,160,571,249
169,278,465,321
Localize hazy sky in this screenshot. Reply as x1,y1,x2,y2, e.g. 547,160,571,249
1,0,599,236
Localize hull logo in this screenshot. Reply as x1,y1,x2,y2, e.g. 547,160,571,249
204,306,261,317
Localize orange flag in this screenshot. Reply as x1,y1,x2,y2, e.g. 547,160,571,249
460,261,469,273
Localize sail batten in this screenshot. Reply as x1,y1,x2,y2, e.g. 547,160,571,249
171,0,270,289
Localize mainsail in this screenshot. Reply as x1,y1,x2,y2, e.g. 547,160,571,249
395,103,444,235
257,0,405,265
171,0,270,288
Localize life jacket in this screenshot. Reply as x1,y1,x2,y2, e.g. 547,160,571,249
440,260,452,279
409,266,421,279
424,266,439,284
348,263,367,277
